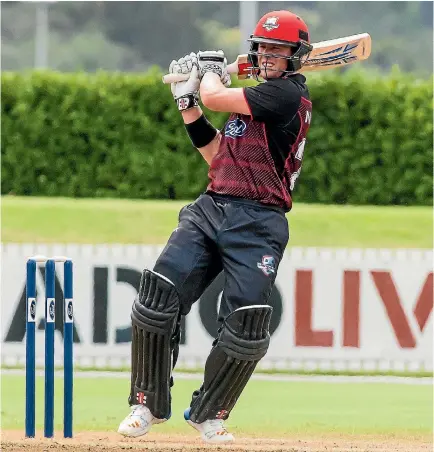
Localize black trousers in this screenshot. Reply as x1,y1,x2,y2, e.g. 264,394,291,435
154,193,289,322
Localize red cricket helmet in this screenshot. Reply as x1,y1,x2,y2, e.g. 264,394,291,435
248,10,313,78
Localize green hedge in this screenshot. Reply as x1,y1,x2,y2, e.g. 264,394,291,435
2,68,432,205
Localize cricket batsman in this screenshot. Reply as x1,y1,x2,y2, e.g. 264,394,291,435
118,10,313,443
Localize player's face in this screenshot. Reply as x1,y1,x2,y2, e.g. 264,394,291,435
257,43,293,78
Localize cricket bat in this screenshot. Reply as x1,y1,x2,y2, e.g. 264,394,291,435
162,33,371,84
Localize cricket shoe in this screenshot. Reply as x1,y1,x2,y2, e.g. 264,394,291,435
184,408,234,443
118,404,167,437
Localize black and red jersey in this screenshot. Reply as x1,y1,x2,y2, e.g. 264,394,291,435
207,74,312,211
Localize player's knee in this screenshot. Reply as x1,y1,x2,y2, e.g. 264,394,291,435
153,243,186,278
227,290,272,311
152,261,198,316
131,269,180,332
153,258,188,297
221,305,272,358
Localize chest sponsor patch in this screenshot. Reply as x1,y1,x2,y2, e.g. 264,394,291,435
224,118,247,138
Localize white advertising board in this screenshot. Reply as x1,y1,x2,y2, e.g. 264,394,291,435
1,244,432,371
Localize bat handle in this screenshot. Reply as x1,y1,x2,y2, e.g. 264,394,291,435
162,61,241,84
162,73,189,84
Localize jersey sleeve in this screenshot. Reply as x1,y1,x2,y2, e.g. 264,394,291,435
243,79,302,124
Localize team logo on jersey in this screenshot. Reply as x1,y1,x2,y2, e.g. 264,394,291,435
263,17,279,31
224,118,247,138
257,255,276,276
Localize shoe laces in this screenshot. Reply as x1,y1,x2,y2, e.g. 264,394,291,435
208,419,228,432
131,404,146,415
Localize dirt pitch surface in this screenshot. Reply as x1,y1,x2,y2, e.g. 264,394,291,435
1,431,431,452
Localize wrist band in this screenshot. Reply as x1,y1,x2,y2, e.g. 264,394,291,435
185,114,218,148
176,93,198,112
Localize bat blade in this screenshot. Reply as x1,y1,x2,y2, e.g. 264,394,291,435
299,33,371,73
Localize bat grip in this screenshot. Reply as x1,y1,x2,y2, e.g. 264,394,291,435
162,62,239,85
162,73,189,84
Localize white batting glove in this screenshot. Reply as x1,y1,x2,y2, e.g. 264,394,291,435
169,53,200,111
197,50,231,86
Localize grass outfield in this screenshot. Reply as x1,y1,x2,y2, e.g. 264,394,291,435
2,375,432,438
2,196,433,248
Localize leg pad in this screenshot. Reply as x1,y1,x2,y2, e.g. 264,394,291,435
189,305,272,423
129,270,180,419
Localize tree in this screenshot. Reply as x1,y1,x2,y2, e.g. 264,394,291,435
100,2,205,67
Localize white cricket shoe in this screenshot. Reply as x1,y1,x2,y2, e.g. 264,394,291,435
118,404,167,437
184,408,234,443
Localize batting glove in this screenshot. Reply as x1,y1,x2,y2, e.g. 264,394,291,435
197,50,231,87
169,52,200,111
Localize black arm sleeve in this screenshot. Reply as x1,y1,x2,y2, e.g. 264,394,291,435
244,78,302,124
185,115,218,148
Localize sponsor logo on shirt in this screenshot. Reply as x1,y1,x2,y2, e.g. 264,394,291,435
224,118,247,138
